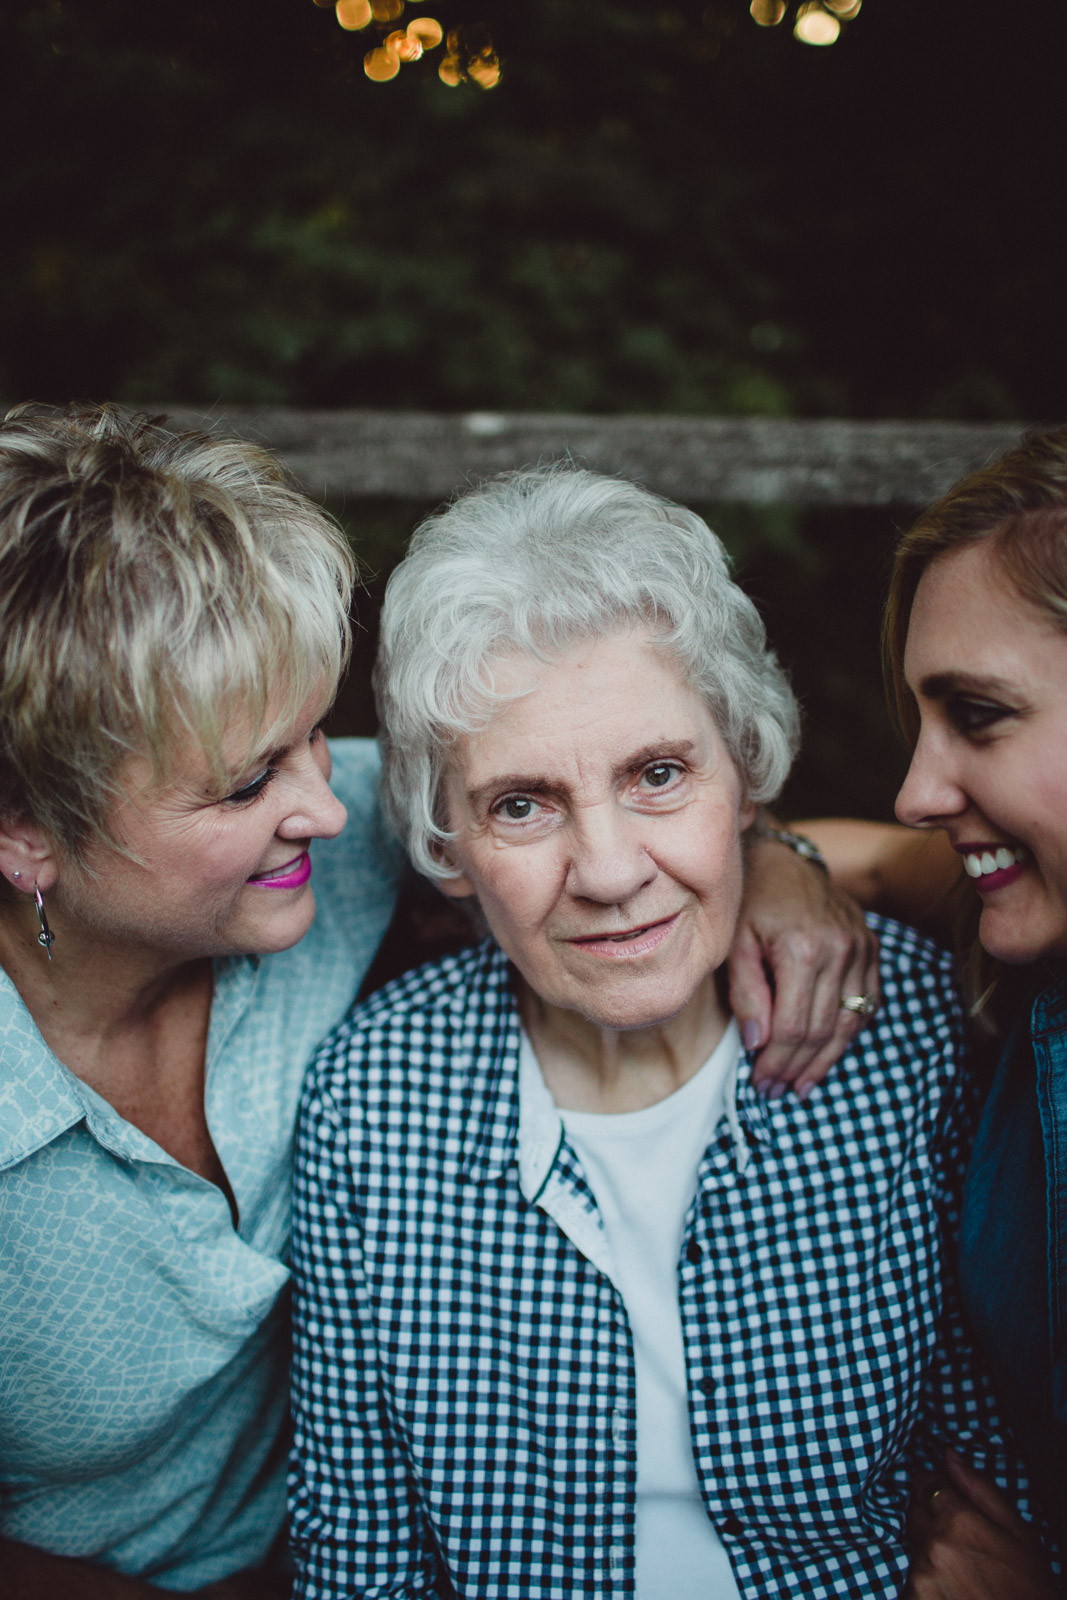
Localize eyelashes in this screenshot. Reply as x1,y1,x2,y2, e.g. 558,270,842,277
222,766,277,806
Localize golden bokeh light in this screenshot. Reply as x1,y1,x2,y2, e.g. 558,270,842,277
750,0,787,25
794,2,840,44
315,0,494,88
407,15,443,47
364,43,401,78
467,56,501,88
387,27,423,61
822,0,861,14
335,0,372,30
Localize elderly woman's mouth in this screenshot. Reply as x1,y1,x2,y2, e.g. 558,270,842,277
566,914,680,957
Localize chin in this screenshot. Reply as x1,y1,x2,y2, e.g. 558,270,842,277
571,979,695,1033
249,891,318,955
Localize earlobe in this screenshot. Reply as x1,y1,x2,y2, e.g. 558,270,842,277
0,815,60,894
436,868,477,900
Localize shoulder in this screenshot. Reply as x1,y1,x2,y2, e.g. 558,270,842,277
870,913,960,1019
835,913,964,1104
303,939,512,1107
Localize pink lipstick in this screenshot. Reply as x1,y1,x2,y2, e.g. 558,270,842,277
248,851,312,890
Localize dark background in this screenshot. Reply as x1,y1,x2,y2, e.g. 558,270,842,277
4,0,1064,819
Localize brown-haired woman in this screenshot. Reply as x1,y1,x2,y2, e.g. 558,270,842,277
801,427,1067,1598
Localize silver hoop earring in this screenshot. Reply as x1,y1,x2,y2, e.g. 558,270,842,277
34,884,55,960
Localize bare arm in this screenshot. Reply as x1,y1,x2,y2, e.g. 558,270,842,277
795,819,964,937
1,1540,291,1600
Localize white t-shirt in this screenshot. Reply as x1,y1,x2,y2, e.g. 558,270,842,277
525,1022,745,1600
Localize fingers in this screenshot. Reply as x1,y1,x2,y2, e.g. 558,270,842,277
724,925,774,1060
792,918,881,1099
750,915,881,1096
731,833,882,1096
943,1450,1033,1538
905,1456,1057,1600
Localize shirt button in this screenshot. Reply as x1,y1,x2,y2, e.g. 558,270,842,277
699,1375,716,1398
685,1238,702,1265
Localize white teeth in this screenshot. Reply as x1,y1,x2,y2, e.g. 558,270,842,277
963,847,1028,879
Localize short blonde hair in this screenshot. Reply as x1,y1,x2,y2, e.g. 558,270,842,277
0,402,355,859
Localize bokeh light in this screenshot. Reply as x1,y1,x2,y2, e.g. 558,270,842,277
407,16,444,46
370,0,404,21
364,43,401,78
335,0,372,30
822,0,861,13
387,27,423,61
794,2,841,44
750,0,787,26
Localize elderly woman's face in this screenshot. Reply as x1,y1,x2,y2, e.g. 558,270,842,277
440,627,756,1032
54,688,348,963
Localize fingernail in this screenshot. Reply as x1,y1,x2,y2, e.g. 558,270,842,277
796,1080,812,1102
741,1019,761,1051
767,1081,788,1100
752,1078,773,1097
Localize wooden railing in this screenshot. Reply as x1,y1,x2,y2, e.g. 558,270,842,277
150,408,1025,506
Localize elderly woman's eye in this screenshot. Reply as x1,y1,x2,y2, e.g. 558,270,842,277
642,762,678,788
496,795,538,821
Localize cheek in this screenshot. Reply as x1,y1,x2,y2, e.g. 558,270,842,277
478,850,561,929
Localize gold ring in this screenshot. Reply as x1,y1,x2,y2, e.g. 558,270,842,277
840,993,877,1016
923,1485,946,1514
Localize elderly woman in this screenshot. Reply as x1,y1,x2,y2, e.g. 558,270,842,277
289,467,1032,1600
0,404,403,1597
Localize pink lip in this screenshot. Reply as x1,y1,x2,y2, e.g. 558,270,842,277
566,913,679,959
970,862,1026,894
247,851,312,890
951,843,1028,895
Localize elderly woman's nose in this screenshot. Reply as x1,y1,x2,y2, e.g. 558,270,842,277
564,810,656,903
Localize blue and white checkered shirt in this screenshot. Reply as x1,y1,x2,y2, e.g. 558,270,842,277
289,917,1028,1599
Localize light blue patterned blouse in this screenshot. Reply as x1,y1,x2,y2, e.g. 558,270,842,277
0,739,402,1591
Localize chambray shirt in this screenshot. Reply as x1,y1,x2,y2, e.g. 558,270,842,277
290,919,1030,1600
0,739,402,1591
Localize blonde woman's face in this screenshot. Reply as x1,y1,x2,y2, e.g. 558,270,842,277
53,688,348,964
438,626,756,1033
898,540,1067,964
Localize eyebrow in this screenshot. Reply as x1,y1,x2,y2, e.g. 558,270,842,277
464,740,698,811
918,671,1016,700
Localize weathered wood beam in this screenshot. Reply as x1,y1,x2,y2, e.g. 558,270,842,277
148,408,1025,506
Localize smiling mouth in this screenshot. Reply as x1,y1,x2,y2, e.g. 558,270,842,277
247,851,312,889
568,914,678,952
958,844,1030,881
